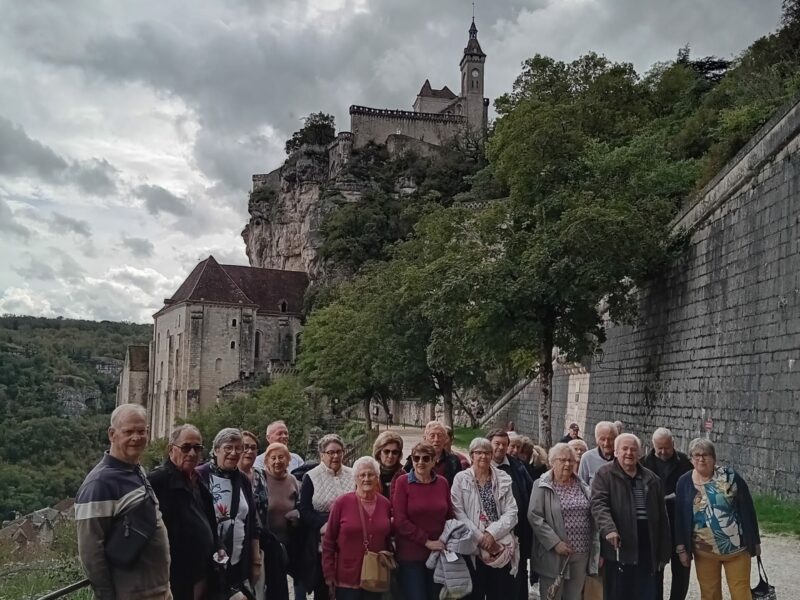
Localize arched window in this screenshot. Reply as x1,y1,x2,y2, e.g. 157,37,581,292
255,331,261,359
215,358,222,373
280,301,288,313
230,341,236,350
232,318,237,327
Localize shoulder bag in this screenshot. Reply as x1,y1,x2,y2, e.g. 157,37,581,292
105,467,157,569
356,498,396,593
751,556,777,599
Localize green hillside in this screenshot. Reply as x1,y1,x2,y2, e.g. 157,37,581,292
0,315,152,521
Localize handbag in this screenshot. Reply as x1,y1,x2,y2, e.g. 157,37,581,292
546,557,569,600
751,556,776,599
105,468,157,569
357,498,396,593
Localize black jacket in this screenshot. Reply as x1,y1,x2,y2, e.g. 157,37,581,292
148,459,220,600
496,455,534,554
641,449,692,534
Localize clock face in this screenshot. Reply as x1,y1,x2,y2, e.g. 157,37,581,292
471,68,480,78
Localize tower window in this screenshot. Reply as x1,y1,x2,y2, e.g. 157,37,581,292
232,318,237,327
230,341,236,349
255,331,261,358
280,301,288,313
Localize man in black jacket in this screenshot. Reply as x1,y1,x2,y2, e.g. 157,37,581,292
487,428,534,600
641,427,693,600
149,424,224,600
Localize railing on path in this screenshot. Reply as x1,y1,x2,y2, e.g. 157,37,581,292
343,428,378,466
36,578,89,600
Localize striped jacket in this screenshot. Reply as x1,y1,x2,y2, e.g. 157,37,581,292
75,453,170,600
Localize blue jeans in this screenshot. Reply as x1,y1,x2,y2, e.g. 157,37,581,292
398,560,441,600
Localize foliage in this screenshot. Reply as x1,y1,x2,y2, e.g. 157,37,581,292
285,112,336,155
753,494,800,537
452,427,485,450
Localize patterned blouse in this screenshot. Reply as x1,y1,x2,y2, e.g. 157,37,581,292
692,466,744,555
552,479,592,554
477,478,500,522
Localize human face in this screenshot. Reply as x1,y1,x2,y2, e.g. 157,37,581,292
597,427,617,458
471,448,491,471
214,439,243,470
569,428,579,439
653,436,675,461
108,411,148,464
412,452,434,479
426,427,447,456
551,451,576,483
168,429,203,474
615,437,640,472
691,449,716,478
356,465,378,495
320,443,343,472
379,443,402,469
266,450,289,477
508,439,521,457
239,436,259,470
570,443,587,462
267,424,289,446
490,436,509,464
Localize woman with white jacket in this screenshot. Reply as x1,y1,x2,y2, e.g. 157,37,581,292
451,437,519,600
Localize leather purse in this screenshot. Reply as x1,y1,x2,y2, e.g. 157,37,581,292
356,498,395,593
751,556,777,599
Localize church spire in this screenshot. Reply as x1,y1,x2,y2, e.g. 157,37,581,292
469,18,478,40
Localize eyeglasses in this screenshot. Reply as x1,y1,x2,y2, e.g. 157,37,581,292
553,457,575,464
692,453,712,460
220,444,243,454
381,449,402,456
176,444,204,454
411,455,432,463
324,449,343,457
243,444,258,452
472,450,491,457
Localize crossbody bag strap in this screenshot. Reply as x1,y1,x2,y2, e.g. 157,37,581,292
757,556,769,583
356,497,371,550
229,473,241,521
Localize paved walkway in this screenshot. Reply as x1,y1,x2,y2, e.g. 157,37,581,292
395,425,800,600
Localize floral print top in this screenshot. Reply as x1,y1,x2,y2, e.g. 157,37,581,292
477,478,499,523
692,465,744,555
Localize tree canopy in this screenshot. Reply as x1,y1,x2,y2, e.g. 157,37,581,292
285,112,336,155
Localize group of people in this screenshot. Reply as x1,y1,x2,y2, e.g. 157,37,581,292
74,405,761,600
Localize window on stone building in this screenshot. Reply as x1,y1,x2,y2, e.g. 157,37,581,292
230,341,236,350
255,331,261,358
232,318,237,327
215,358,222,373
280,301,288,313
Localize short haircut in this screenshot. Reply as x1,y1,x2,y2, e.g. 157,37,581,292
410,442,436,458
595,421,618,438
169,424,201,446
468,437,492,455
372,431,404,460
265,442,290,460
614,433,642,452
424,421,447,436
212,427,242,450
266,420,287,436
110,403,147,428
485,428,509,442
519,436,535,456
568,438,588,451
652,427,673,443
548,442,576,464
352,456,380,479
688,438,716,460
241,430,259,447
614,421,625,434
318,433,344,453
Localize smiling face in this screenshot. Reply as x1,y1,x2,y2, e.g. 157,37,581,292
267,423,289,446
356,464,378,495
108,410,148,464
615,435,640,472
320,442,343,472
471,448,491,471
412,450,434,478
490,435,509,464
266,449,289,477
168,428,203,474
378,442,401,469
690,447,716,478
214,439,243,471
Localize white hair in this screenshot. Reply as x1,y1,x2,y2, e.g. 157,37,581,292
352,456,380,479
548,442,576,464
652,427,673,443
266,420,287,436
169,424,201,445
212,427,242,450
614,433,642,452
595,421,617,438
110,403,147,428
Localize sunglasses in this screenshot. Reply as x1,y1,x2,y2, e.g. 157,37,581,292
381,449,402,456
411,455,432,463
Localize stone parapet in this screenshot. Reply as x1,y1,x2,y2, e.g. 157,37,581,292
349,105,466,124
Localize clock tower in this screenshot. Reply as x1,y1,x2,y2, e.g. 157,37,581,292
460,18,487,133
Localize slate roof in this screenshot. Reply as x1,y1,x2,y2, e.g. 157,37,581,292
418,79,458,100
162,256,308,315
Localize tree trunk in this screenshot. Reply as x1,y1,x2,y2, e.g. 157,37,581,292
454,389,479,428
439,376,455,429
363,397,373,431
538,333,555,449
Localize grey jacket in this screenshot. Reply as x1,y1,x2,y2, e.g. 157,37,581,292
426,519,479,599
527,471,600,580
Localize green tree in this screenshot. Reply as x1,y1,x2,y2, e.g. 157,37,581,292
285,112,336,155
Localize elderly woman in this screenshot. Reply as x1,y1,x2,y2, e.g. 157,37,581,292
528,443,598,600
300,434,355,600
196,428,260,596
674,438,761,600
451,437,519,600
527,444,549,482
372,430,404,499
238,431,270,600
567,439,588,475
393,442,453,600
262,442,301,600
322,456,393,600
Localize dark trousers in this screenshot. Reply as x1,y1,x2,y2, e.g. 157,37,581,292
264,552,290,600
334,588,382,600
604,521,657,600
465,557,515,600
515,557,529,600
398,560,441,600
655,552,690,600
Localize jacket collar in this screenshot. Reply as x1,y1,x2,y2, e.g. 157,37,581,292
408,470,438,484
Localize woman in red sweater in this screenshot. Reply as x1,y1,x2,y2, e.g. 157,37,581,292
322,456,393,600
392,442,454,600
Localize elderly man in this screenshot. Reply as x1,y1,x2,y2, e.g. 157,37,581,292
487,428,534,600
254,420,304,473
559,422,582,443
149,424,224,600
404,420,463,485
641,428,692,600
75,404,171,600
578,420,618,485
591,433,671,600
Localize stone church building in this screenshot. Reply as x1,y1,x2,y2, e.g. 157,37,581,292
118,256,308,438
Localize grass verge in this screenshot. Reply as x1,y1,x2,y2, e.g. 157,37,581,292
452,426,485,449
753,494,800,537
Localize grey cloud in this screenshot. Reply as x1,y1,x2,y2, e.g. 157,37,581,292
58,252,87,283
0,115,67,180
49,211,92,237
68,158,118,195
120,235,155,258
14,255,56,281
0,198,32,240
135,183,191,216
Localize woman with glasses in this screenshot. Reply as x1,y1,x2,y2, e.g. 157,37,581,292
299,434,355,600
528,443,598,600
451,437,519,600
674,438,761,600
196,427,260,597
238,431,269,600
372,431,404,499
149,424,223,600
393,442,453,600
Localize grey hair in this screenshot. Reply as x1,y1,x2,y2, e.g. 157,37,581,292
568,438,588,451
595,421,618,438
548,442,576,464
688,438,716,460
110,403,147,428
169,424,201,446
614,433,642,451
352,456,380,479
468,437,492,454
318,433,344,453
266,420,287,436
652,427,673,443
212,427,243,450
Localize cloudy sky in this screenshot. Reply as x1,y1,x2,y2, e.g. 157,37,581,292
0,0,782,323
